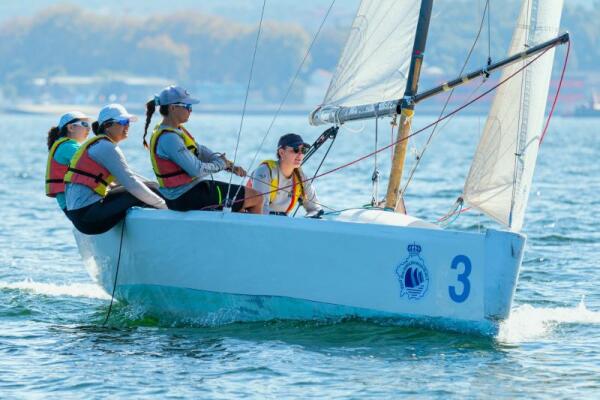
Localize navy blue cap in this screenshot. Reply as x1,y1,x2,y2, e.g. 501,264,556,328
277,133,310,149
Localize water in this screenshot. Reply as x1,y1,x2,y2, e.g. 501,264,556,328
1,112,599,398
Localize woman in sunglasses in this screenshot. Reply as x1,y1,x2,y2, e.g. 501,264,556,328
142,85,262,213
45,111,92,212
249,133,322,217
64,104,167,235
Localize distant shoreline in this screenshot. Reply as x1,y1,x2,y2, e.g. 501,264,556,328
0,103,584,118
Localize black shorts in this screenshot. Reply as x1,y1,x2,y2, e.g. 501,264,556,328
166,180,246,212
66,191,145,235
65,182,163,235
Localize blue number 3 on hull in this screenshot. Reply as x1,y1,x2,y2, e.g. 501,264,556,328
449,255,471,303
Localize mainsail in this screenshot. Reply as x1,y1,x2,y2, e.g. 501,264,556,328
462,0,563,232
310,0,421,124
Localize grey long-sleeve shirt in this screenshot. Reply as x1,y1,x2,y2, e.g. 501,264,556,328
66,139,167,211
250,162,321,215
154,128,227,200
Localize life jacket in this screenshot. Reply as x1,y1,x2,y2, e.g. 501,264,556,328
248,159,304,214
149,125,199,188
63,135,116,197
45,137,76,197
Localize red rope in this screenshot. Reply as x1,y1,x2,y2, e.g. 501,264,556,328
437,206,472,223
203,44,565,212
540,39,570,145
436,40,570,223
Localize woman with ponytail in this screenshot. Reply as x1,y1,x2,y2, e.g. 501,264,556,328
64,104,167,235
143,85,262,213
45,111,92,211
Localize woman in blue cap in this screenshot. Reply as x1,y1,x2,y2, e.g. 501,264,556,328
64,104,167,234
45,111,92,212
249,133,322,216
143,85,262,213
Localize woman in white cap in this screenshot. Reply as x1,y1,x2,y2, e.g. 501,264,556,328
142,85,262,213
45,111,92,212
64,104,167,234
249,133,322,217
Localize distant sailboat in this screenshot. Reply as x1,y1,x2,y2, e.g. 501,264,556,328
574,91,600,117
75,0,569,332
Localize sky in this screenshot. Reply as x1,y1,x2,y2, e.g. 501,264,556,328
0,0,359,27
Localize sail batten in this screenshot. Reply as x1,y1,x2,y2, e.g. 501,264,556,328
463,0,564,232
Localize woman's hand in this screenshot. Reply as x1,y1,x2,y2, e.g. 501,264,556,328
220,154,234,170
220,154,246,177
231,165,247,177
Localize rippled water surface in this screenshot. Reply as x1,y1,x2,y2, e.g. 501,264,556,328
1,113,598,398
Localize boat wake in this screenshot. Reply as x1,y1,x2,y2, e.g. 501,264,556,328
0,279,110,300
498,297,600,342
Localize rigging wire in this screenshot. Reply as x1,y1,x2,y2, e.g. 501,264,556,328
291,132,338,217
371,111,380,206
435,41,570,224
225,0,266,208
487,0,492,65
400,0,491,196
200,44,557,214
540,40,570,144
102,217,126,326
229,0,337,204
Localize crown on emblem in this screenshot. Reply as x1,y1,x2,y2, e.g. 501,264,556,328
407,243,422,255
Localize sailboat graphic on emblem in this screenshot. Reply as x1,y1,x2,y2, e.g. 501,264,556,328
396,243,429,300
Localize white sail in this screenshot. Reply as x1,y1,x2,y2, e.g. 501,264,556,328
320,0,421,108
462,0,563,232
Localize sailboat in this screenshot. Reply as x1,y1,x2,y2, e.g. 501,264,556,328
74,0,569,332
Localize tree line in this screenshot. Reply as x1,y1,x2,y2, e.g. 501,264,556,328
0,2,597,102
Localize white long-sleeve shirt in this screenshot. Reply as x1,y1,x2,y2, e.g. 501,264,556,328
66,139,167,210
154,128,227,200
250,162,321,215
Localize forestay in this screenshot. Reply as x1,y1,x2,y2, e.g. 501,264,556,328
320,0,421,109
462,0,563,232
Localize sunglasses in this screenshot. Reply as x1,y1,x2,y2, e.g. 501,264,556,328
288,146,309,155
173,103,192,112
70,120,90,129
107,118,130,127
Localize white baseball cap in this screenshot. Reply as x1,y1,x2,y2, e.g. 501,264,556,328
98,104,138,126
155,85,199,106
58,111,91,130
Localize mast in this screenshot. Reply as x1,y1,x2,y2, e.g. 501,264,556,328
384,0,433,212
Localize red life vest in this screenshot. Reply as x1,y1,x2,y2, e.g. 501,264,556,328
45,137,75,197
149,125,199,188
63,135,116,197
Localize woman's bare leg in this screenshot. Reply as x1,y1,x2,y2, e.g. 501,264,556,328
240,187,263,214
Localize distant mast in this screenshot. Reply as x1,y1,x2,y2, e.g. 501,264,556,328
384,0,433,212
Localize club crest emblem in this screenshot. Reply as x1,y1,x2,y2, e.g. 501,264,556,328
396,243,429,300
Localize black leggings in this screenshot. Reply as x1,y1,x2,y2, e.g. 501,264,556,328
166,180,246,212
66,185,160,235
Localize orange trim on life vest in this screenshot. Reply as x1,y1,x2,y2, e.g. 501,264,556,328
45,137,75,197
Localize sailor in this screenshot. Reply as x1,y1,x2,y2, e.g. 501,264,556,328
143,85,262,213
249,133,322,217
64,104,167,234
45,111,92,212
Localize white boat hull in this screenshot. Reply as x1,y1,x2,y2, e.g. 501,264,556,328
75,208,525,332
